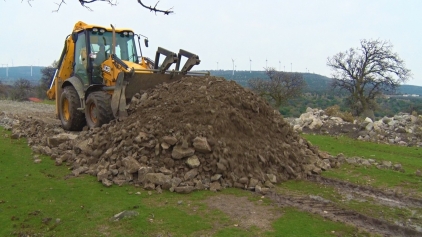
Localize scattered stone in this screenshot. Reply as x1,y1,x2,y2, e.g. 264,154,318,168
174,186,195,194
109,210,139,221
102,179,113,187
210,182,222,192
186,155,200,168
360,160,371,166
393,164,402,171
382,161,392,169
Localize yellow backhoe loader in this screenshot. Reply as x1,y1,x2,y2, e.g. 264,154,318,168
47,21,207,131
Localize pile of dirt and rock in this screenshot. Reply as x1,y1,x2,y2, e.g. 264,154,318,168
286,107,422,147
3,76,332,194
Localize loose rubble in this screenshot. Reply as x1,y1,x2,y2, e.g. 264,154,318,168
1,77,330,193
3,80,420,194
287,107,422,147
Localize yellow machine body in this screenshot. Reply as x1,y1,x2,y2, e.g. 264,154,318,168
47,21,206,131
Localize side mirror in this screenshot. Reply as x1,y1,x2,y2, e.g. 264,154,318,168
144,38,149,47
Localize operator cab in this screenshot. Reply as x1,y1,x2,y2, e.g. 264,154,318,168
72,28,139,87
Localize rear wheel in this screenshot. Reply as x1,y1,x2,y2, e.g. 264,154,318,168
85,91,114,128
59,86,86,131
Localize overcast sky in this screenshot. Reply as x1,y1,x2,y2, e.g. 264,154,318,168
1,0,421,86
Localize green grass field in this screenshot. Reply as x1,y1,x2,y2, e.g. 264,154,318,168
304,134,422,195
3,129,420,236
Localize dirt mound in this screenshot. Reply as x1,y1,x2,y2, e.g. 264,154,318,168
7,76,330,193
64,76,327,192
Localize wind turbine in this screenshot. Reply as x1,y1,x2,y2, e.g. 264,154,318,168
279,61,281,71
266,58,268,68
231,58,235,75
249,58,252,73
1,64,8,77
216,61,219,70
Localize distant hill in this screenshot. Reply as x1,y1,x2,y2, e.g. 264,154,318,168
398,85,422,95
0,66,43,85
1,67,421,96
210,70,422,96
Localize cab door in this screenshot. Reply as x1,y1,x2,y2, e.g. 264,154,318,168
73,31,89,87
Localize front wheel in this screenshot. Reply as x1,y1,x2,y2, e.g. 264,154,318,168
85,91,114,128
59,86,86,131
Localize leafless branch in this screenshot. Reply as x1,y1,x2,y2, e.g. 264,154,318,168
52,0,66,12
22,0,34,7
137,0,173,15
18,0,173,14
79,0,117,11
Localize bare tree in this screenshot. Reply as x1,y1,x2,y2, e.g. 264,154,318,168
21,0,174,14
327,39,411,118
11,78,34,101
36,60,58,99
248,68,306,108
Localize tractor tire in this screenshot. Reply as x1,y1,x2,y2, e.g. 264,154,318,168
85,91,114,128
59,86,86,131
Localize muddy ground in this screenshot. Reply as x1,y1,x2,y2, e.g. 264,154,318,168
1,85,422,237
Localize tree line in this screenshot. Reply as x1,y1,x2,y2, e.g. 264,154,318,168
248,39,413,119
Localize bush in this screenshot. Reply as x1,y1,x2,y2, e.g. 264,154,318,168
324,105,355,123
325,105,341,116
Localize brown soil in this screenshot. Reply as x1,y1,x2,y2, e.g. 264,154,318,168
204,195,281,231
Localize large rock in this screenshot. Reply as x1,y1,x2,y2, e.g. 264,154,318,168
47,133,78,148
138,166,153,183
174,186,195,194
144,173,171,186
186,155,200,168
162,136,178,146
171,145,195,160
184,169,198,181
122,157,141,173
192,137,212,153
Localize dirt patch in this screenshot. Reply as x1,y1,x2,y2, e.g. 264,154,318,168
267,190,421,237
309,175,422,208
204,194,280,231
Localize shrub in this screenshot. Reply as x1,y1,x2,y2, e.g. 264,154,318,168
324,105,355,123
325,105,341,117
